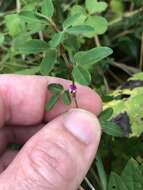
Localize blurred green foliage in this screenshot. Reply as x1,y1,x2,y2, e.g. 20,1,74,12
0,0,143,190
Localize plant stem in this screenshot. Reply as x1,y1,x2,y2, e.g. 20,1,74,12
94,35,110,92
108,69,123,84
96,153,107,190
78,186,85,190
37,12,79,108
16,0,21,13
94,36,101,47
112,62,140,75
109,7,143,26
85,177,96,190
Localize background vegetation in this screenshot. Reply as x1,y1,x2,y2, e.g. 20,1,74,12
0,0,143,190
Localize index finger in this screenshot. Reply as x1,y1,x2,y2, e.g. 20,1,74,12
0,75,102,127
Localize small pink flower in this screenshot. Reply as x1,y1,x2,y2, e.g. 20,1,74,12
69,84,77,93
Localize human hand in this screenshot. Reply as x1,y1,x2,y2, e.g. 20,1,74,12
0,75,102,190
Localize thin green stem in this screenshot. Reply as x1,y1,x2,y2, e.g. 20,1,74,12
109,7,143,26
37,12,79,108
96,152,107,190
16,0,21,13
85,177,96,190
36,12,60,32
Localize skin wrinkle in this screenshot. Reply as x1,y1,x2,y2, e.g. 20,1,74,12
0,75,102,125
19,149,65,190
31,140,77,182
30,158,59,189
0,75,102,190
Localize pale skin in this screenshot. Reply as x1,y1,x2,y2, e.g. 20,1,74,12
0,75,102,190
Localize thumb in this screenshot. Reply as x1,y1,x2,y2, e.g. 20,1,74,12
0,109,101,190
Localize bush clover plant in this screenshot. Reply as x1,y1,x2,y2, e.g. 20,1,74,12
1,0,143,189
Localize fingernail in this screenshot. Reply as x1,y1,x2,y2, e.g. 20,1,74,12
64,109,101,144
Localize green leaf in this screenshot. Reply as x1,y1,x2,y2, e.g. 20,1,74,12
72,65,91,85
5,14,25,36
74,47,113,67
104,75,143,137
20,11,45,34
15,66,40,75
23,2,37,11
61,90,72,105
49,32,64,48
85,0,108,14
96,153,108,190
63,13,86,29
111,0,124,15
66,25,95,36
48,83,64,94
19,11,41,23
121,158,143,190
99,108,113,120
16,39,49,54
85,16,108,36
70,5,86,16
46,94,59,111
40,49,57,75
42,0,54,18
0,34,4,46
108,172,128,190
100,120,124,137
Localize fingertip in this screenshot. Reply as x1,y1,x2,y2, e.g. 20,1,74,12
64,108,101,145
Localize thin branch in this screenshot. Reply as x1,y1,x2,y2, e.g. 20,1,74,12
94,36,101,47
37,12,79,108
112,29,134,41
94,35,110,92
36,13,60,32
39,31,44,41
109,7,143,26
16,0,21,13
108,70,123,84
112,62,141,75
85,177,96,190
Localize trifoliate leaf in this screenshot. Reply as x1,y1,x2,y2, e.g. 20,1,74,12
72,65,91,85
63,13,86,29
85,0,108,14
19,11,41,23
49,32,64,48
48,83,64,94
108,172,128,190
121,158,143,190
62,90,72,105
74,47,113,67
40,49,57,75
99,108,113,121
5,14,25,36
70,5,86,16
66,25,95,36
16,39,49,54
15,66,40,75
46,94,59,111
42,0,54,18
100,120,124,137
85,16,108,36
